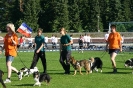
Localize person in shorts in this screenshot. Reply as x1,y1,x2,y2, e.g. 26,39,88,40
106,24,122,73
0,23,19,83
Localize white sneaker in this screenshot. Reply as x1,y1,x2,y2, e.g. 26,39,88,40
4,78,11,83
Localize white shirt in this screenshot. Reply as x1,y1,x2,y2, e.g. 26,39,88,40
84,35,88,42
45,37,48,43
87,36,91,42
121,36,124,43
51,36,55,42
28,38,32,43
104,33,109,41
54,37,58,43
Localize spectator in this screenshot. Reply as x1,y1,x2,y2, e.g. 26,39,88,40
78,35,84,53
104,31,109,42
28,36,33,49
121,34,124,44
22,35,26,49
51,35,55,49
44,35,48,49
19,36,23,48
54,35,58,49
87,34,91,48
83,33,88,48
70,35,73,49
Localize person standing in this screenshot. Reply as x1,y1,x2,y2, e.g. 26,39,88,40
104,31,109,42
54,35,58,49
44,35,48,49
51,35,55,49
19,35,23,48
0,23,19,83
78,35,84,53
59,27,73,74
87,34,91,48
30,28,47,73
106,24,122,73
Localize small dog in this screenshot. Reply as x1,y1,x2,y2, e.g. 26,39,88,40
24,67,39,77
0,70,6,88
69,56,92,75
124,58,133,73
33,71,51,86
18,67,29,80
125,58,133,68
18,67,39,80
89,57,103,73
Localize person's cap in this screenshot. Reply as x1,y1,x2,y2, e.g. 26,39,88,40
6,23,15,33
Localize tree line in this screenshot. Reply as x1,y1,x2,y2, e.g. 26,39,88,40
0,0,133,33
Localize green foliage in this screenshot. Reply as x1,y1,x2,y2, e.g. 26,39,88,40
0,0,133,32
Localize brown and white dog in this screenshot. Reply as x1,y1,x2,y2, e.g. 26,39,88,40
69,56,92,75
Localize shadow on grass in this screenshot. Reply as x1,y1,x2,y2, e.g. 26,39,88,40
12,84,33,86
102,71,132,74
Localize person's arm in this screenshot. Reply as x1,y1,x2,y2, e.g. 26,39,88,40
105,42,109,51
36,43,44,53
36,37,44,53
59,42,62,54
11,36,17,45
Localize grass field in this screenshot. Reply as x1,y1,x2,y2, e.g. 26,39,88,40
0,50,133,88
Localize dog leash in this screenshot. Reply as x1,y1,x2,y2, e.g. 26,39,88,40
14,45,28,68
100,50,106,58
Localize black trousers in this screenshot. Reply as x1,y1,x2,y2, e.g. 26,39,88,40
59,50,71,73
30,51,47,73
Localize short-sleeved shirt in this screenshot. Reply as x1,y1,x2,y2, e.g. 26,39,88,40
107,32,122,49
60,34,71,51
4,33,18,57
35,35,45,51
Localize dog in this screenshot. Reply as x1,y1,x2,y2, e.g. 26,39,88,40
69,56,92,75
124,58,133,73
0,70,6,88
125,58,133,68
33,71,51,86
18,67,29,80
24,67,39,77
89,57,103,73
18,67,39,80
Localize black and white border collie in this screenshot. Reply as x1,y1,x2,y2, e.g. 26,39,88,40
89,57,103,73
33,71,51,86
125,58,133,74
18,67,39,80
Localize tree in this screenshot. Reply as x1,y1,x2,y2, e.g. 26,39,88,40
68,0,82,32
18,0,41,32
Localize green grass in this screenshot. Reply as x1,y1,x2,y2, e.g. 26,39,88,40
0,51,133,88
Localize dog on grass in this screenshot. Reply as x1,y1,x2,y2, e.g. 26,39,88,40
89,57,103,73
18,67,39,80
0,70,6,88
69,56,92,75
33,71,51,86
18,67,29,80
124,58,133,73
